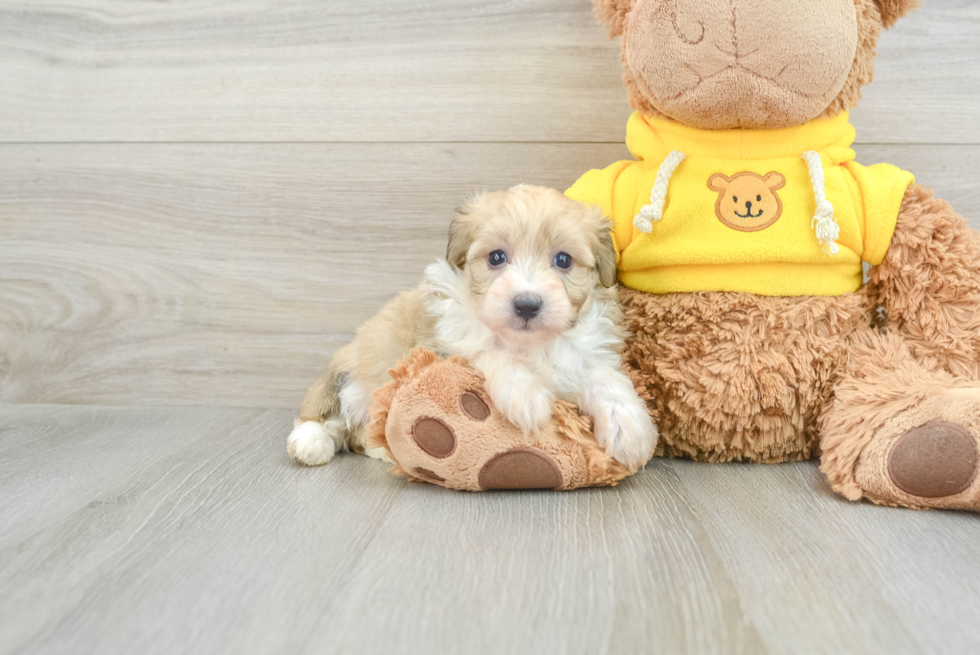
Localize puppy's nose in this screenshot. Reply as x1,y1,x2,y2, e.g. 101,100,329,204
745,201,753,211
513,293,543,320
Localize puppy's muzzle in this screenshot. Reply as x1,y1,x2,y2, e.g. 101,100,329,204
513,293,543,320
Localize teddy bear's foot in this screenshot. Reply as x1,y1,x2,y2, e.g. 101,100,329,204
366,349,632,491
853,388,980,511
886,421,978,498
406,416,564,490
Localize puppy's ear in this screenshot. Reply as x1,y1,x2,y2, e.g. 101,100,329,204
446,196,480,269
593,0,636,38
594,221,618,288
874,0,919,29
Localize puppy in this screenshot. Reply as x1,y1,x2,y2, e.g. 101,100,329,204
287,185,658,470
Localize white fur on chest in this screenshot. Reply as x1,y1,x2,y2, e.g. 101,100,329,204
422,260,623,402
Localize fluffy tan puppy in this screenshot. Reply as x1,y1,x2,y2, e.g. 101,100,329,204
288,185,658,470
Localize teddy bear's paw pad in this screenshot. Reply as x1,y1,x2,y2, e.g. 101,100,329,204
888,421,979,498
412,417,457,458
460,391,490,421
478,448,563,490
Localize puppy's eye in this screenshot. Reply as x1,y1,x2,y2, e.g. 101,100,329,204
733,196,738,203
488,250,508,267
554,252,572,270
757,195,762,202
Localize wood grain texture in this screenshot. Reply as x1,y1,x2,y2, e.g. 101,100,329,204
0,0,978,144
2,143,978,409
2,404,979,655
677,461,980,654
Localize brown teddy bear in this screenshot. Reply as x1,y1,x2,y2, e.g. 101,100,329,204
564,0,980,510
372,0,980,509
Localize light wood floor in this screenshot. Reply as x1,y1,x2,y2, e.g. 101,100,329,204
4,404,980,655
2,1,980,653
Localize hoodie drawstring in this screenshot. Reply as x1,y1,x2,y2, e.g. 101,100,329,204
634,150,686,233
633,149,840,257
801,150,840,256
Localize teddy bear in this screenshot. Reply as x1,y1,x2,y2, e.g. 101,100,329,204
371,0,980,510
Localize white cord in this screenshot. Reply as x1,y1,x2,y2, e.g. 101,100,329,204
802,150,840,256
634,149,840,256
634,151,687,233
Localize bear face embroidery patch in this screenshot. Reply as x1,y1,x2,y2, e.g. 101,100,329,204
708,172,787,232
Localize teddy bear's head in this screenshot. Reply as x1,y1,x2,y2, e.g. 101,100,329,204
594,0,919,130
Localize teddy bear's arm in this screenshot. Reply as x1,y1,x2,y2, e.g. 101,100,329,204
870,184,980,379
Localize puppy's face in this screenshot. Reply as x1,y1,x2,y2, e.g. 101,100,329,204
446,185,617,346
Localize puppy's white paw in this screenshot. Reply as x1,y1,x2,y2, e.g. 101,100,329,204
287,420,344,466
593,399,658,471
363,446,395,464
506,384,555,434
489,377,554,435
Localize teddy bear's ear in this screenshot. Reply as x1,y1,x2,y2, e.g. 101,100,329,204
874,0,920,29
764,172,787,191
707,174,731,193
593,0,636,38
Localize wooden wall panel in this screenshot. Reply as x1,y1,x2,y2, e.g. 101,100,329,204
0,0,978,144
2,143,977,408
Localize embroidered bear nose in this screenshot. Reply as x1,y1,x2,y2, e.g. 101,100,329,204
513,294,542,320
745,200,753,211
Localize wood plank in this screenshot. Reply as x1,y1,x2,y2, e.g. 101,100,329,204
676,460,980,654
2,143,978,409
0,0,977,144
0,405,405,654
0,404,262,547
2,404,980,654
317,461,767,655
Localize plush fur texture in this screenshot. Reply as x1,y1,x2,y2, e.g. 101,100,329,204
876,0,921,29
868,185,980,380
819,331,980,509
368,349,632,491
618,287,871,463
581,0,980,511
596,0,910,129
623,0,859,129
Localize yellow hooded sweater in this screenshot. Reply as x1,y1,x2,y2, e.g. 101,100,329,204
566,112,915,296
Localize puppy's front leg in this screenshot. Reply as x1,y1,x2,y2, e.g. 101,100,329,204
472,351,554,435
581,367,658,470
